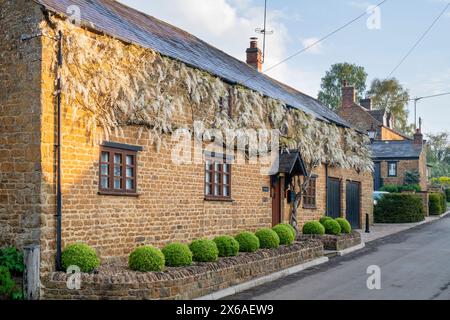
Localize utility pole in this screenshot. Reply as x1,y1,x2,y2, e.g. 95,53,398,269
414,97,423,129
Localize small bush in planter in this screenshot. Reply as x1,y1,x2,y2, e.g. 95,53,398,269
255,229,280,249
335,218,351,234
319,216,333,225
429,193,442,216
213,236,239,257
128,246,165,272
323,219,342,235
278,223,297,239
162,243,192,267
189,239,219,262
272,224,295,245
61,243,100,273
302,221,325,235
375,194,424,222
235,232,260,252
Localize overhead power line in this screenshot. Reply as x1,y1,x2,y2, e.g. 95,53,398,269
242,0,389,84
387,2,450,78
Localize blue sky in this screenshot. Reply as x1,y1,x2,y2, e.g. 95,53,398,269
118,0,450,135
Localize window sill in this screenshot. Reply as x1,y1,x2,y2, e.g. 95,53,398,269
204,197,234,203
98,191,140,197
302,205,317,210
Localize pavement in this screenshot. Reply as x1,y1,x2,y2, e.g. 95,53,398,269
227,213,450,300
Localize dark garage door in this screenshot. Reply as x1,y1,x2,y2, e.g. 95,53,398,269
327,178,341,218
346,181,361,229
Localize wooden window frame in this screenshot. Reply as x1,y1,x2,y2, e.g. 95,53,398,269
204,154,232,201
387,161,398,177
303,176,317,209
99,146,138,196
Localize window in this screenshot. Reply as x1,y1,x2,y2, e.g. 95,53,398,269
303,177,317,209
388,162,397,177
205,154,231,200
99,145,138,195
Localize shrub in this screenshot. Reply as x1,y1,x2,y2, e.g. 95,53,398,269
0,247,24,276
272,224,295,245
61,243,100,273
189,239,219,262
399,184,421,192
255,229,280,249
319,216,333,225
439,193,447,213
429,193,442,215
0,266,15,298
278,223,297,239
161,243,192,267
213,236,239,257
235,232,260,252
335,218,352,234
323,219,341,235
302,221,325,235
446,188,450,202
404,170,420,185
375,194,424,223
379,185,399,193
129,246,165,272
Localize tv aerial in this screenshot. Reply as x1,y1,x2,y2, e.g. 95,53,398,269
255,0,274,63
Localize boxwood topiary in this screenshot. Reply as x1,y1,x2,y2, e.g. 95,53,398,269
375,193,424,222
429,193,442,216
255,228,280,249
335,218,351,234
272,224,295,245
213,236,239,257
323,219,342,235
162,243,192,267
61,243,100,273
128,246,165,272
278,223,297,239
302,221,325,235
235,232,260,252
319,216,333,225
189,239,219,262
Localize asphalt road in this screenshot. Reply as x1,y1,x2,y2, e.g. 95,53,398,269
228,215,450,300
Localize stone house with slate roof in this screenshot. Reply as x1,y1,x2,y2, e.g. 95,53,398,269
0,0,374,280
337,83,428,191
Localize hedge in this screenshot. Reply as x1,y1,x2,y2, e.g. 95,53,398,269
128,246,165,272
235,232,260,252
161,243,193,267
446,189,450,202
189,239,219,262
375,194,424,223
255,229,280,249
61,243,100,273
319,216,333,225
429,193,442,215
322,219,341,235
439,193,447,213
335,218,351,234
272,224,295,245
213,236,239,257
379,185,399,193
302,221,325,235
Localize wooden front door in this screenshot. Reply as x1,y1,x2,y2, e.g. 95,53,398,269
327,178,341,218
271,176,282,226
346,181,361,229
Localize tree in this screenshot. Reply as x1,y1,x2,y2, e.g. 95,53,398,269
318,63,367,111
426,132,450,178
367,78,411,134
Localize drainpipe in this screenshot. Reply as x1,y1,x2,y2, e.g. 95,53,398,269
325,163,329,214
55,30,63,271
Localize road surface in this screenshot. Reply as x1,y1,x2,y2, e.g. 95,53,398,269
228,215,450,300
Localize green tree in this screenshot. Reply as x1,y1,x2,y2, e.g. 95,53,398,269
318,63,367,111
367,78,411,134
426,132,450,178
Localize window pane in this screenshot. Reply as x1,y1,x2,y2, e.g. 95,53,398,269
126,179,134,190
205,160,212,171
224,174,229,184
101,152,109,163
205,172,211,183
215,163,221,172
214,184,220,196
114,165,122,177
114,154,122,164
114,178,122,189
205,184,211,195
100,177,109,189
223,186,229,197
126,155,134,166
101,164,109,176
215,173,220,184
224,164,230,173
126,167,134,178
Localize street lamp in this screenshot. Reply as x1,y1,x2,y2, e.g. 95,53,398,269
367,125,376,142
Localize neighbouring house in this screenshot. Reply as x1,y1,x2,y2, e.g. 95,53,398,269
0,0,373,292
337,83,428,191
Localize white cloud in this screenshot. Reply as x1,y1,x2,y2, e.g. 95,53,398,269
117,0,320,97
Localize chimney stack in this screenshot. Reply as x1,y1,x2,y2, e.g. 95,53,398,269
360,98,372,111
342,81,356,108
414,118,424,145
246,37,262,72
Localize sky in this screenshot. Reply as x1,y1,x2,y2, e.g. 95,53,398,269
118,0,450,135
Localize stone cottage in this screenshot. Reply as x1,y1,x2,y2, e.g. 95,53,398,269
0,0,373,284
337,83,428,191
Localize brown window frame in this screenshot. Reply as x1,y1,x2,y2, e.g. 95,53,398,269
99,146,138,196
204,154,232,201
303,176,317,209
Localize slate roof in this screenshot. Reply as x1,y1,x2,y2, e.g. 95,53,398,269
34,0,352,128
279,150,307,176
367,110,386,124
370,140,423,159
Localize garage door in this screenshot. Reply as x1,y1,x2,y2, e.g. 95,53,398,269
346,181,361,229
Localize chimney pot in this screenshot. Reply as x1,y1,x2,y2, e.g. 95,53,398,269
246,37,262,72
